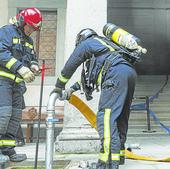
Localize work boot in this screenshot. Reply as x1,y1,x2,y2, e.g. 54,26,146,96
0,151,9,164
110,161,119,169
96,160,107,169
89,162,97,169
9,153,27,162
119,147,125,165
119,156,125,165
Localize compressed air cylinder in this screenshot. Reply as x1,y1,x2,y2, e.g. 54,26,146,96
103,23,141,50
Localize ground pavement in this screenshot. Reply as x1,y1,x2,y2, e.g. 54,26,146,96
3,135,170,169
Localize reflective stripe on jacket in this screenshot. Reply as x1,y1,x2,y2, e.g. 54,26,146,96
0,70,23,83
0,140,16,146
0,24,38,81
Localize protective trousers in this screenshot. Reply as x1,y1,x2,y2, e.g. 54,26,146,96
96,63,137,169
0,77,26,156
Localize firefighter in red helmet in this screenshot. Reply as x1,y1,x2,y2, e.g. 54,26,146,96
0,8,42,163
17,7,42,31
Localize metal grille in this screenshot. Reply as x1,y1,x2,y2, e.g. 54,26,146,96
32,11,57,76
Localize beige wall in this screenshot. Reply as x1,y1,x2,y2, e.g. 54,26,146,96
56,0,107,152
64,0,107,61
0,0,8,27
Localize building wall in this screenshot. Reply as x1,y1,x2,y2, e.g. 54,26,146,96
64,0,107,89
2,0,107,109
7,0,67,108
0,0,8,27
62,0,107,127
107,0,170,75
26,0,106,109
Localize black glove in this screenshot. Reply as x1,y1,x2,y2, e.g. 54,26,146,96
50,87,63,97
71,82,81,91
59,82,80,100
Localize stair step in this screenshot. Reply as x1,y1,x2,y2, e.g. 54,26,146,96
151,103,170,105
129,116,170,121
127,132,169,137
152,100,170,103
150,107,170,111
128,124,170,129
128,121,170,125
130,110,170,115
126,75,170,136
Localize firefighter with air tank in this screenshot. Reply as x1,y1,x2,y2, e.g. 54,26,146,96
51,23,146,169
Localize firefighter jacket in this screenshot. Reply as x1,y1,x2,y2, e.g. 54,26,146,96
0,24,38,83
56,36,131,90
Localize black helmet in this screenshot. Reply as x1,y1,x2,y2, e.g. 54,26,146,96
75,28,97,46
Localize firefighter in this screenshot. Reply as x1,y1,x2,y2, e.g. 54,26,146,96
0,8,42,163
51,28,137,169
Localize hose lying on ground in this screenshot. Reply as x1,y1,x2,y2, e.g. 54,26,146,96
69,94,170,162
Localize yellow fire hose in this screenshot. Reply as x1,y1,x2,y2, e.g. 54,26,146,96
69,94,170,162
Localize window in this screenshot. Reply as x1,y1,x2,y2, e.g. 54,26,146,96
32,11,57,76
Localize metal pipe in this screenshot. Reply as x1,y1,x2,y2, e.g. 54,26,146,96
146,96,151,131
45,93,59,169
34,60,45,169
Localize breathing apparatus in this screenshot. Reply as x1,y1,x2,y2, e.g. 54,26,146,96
103,23,147,63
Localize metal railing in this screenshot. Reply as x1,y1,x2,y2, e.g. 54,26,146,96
131,75,169,133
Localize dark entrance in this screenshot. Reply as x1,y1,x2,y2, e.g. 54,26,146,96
107,0,170,75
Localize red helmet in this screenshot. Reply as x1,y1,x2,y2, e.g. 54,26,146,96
17,8,42,31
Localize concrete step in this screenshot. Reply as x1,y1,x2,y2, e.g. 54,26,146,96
127,131,169,137
152,96,170,101
132,100,170,106
127,75,170,137
128,129,168,135
137,75,166,81
130,110,170,115
134,91,162,95
159,93,170,97
135,84,163,88
128,123,170,129
129,115,170,121
131,104,170,108
153,100,170,103
128,120,170,125
150,107,170,111
150,102,170,106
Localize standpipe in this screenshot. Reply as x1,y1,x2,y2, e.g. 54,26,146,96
45,93,59,169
